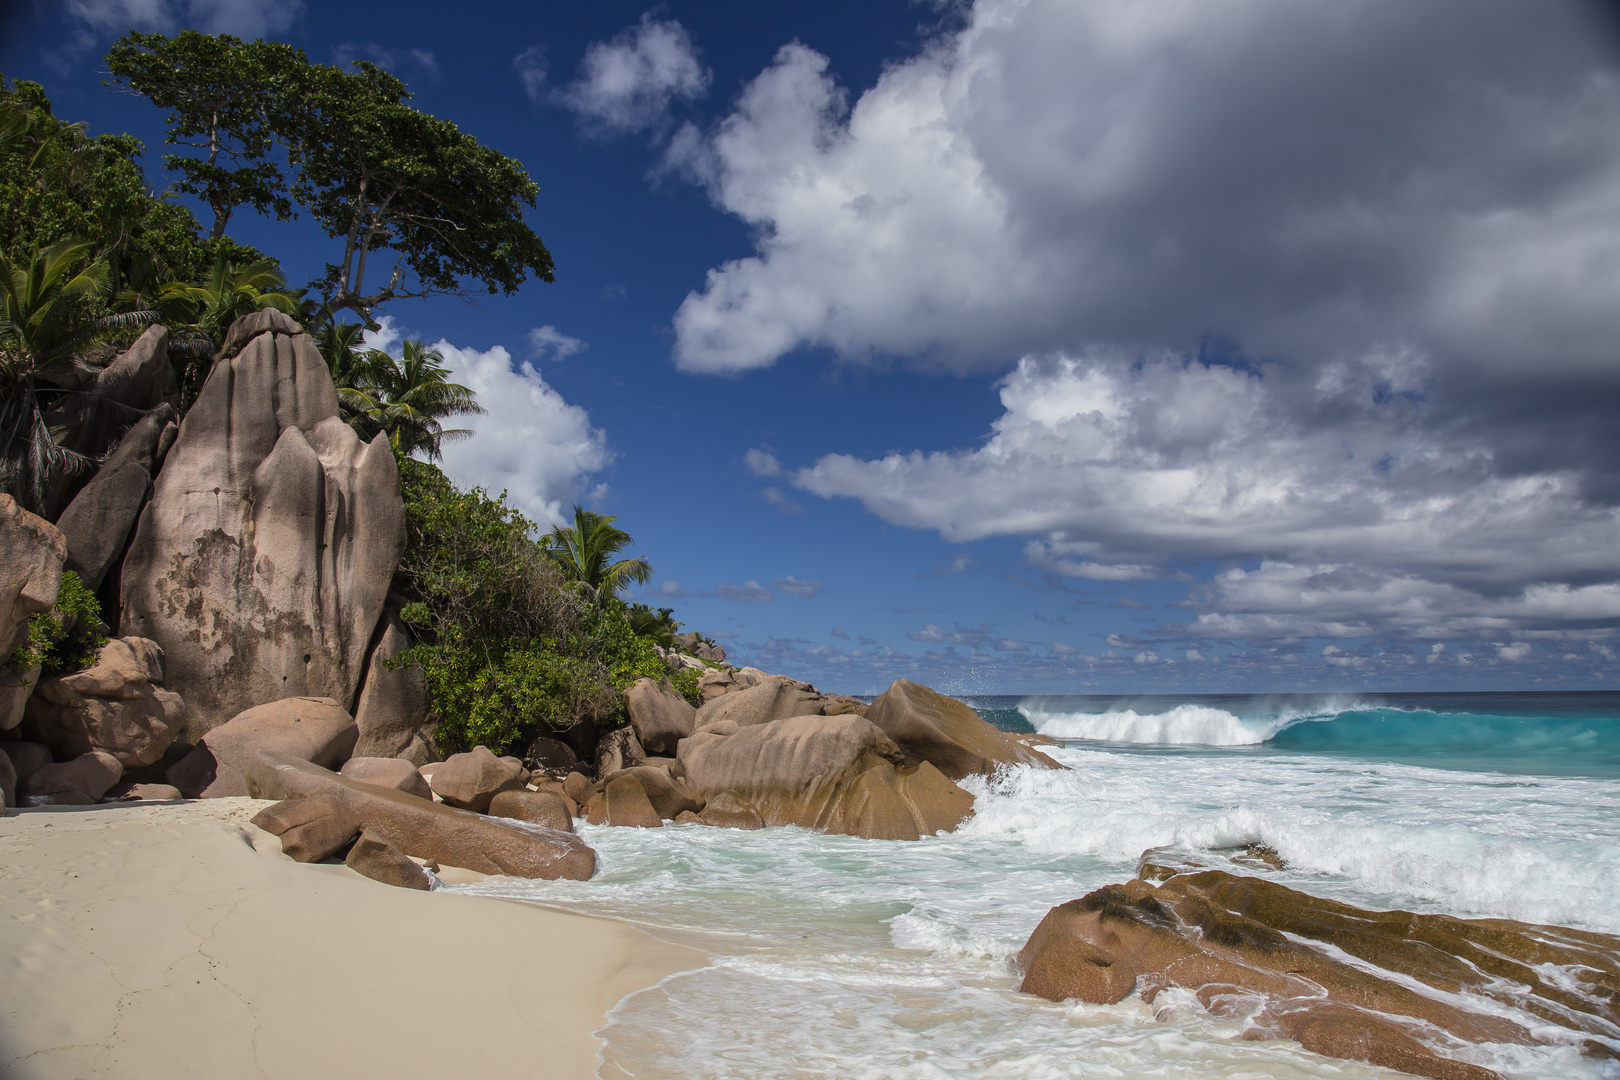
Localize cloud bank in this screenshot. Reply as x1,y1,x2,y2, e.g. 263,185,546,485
558,15,710,137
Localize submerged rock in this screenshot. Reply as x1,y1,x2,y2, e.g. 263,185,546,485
1019,869,1620,1080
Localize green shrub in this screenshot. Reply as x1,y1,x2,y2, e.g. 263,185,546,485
7,570,106,676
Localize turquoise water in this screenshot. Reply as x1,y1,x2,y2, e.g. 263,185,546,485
455,691,1620,1079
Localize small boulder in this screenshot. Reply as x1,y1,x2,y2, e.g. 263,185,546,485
623,677,696,755
643,754,685,779
23,637,184,768
697,791,765,830
562,771,594,808
582,792,606,824
0,751,14,808
488,790,574,833
251,797,361,862
674,810,701,824
166,696,358,798
428,746,526,812
340,756,433,800
604,765,704,819
117,783,183,801
345,830,432,890
595,726,645,776
866,679,1063,780
19,749,123,805
604,774,663,828
528,779,579,818
696,668,739,703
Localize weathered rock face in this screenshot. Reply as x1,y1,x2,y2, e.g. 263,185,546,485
43,325,180,517
428,746,526,813
1019,870,1620,1080
252,795,361,862
247,752,595,880
693,675,825,732
0,751,14,808
522,735,578,774
119,310,405,740
23,636,184,767
18,749,123,805
351,610,432,758
677,714,975,840
602,774,663,828
624,677,696,755
166,695,358,798
867,679,1063,780
603,765,705,820
0,495,66,730
54,404,177,592
697,791,765,830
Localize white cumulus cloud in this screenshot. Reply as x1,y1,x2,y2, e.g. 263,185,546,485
66,0,302,37
558,14,710,137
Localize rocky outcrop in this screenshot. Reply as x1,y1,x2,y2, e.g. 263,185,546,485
603,765,705,819
251,795,361,861
351,609,432,759
428,746,526,812
120,310,404,740
22,636,183,767
0,495,66,730
339,756,433,800
623,677,696,755
867,679,1062,780
18,749,122,805
166,695,358,798
697,791,765,830
247,752,595,880
1019,869,1620,1080
53,405,177,592
677,714,975,840
601,774,662,828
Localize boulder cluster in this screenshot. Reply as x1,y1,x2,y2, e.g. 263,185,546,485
1018,858,1620,1080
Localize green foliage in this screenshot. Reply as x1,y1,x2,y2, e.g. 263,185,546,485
390,456,681,755
343,339,484,461
544,504,653,602
628,603,681,647
8,570,106,677
106,33,554,327
669,665,703,708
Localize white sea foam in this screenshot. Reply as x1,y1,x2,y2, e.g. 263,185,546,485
1017,699,1359,745
454,742,1620,1079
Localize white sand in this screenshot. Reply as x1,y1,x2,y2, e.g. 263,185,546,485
0,799,703,1079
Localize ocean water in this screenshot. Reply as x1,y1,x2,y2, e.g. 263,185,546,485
451,692,1620,1079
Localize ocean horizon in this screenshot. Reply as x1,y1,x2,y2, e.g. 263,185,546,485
456,688,1620,1079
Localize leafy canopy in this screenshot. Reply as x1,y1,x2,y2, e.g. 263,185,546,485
544,504,654,602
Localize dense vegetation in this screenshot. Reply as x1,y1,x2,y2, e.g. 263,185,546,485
1,46,697,751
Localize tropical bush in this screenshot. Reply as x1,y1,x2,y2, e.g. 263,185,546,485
6,569,106,676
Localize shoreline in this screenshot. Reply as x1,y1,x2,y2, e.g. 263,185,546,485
0,799,705,1080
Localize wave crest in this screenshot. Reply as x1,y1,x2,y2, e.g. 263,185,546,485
1019,701,1341,746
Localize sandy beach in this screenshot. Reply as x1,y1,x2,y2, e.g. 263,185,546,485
0,799,703,1080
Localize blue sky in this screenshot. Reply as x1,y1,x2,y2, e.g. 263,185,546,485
6,0,1620,694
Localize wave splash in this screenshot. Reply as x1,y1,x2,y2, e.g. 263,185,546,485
1019,699,1349,746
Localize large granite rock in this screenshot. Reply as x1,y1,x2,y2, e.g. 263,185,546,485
595,725,646,776
166,695,358,798
0,495,65,730
603,765,704,819
119,310,405,740
677,714,975,840
1019,869,1620,1080
623,677,696,755
54,405,177,591
428,746,526,813
22,637,184,767
866,679,1063,780
247,752,595,880
693,675,824,732
352,609,432,758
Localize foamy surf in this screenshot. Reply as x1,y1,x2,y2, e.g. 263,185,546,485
1018,700,1294,744
452,694,1620,1080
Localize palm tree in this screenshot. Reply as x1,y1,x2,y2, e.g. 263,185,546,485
351,339,483,461
0,238,153,511
544,505,653,602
